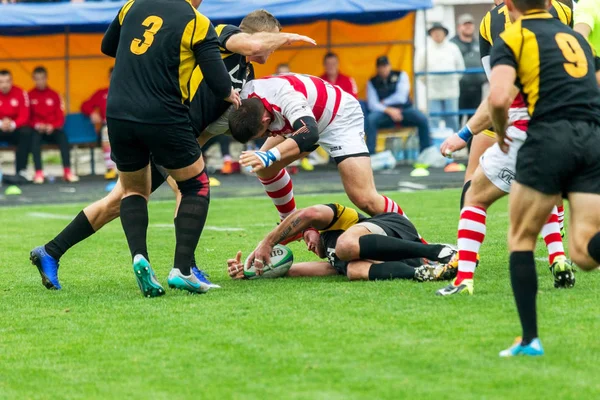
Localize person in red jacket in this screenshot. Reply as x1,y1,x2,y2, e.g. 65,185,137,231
320,52,358,98
81,67,115,180
29,66,78,184
0,69,32,177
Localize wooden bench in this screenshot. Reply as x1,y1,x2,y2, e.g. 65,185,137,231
375,126,417,163
0,113,98,175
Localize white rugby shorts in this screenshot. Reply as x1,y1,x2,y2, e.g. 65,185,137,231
479,126,527,193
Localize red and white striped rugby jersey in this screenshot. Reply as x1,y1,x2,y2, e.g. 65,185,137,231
240,73,345,136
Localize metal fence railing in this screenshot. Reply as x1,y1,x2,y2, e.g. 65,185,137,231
414,67,486,118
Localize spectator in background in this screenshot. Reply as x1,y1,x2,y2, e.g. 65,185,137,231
276,63,290,74
0,69,32,178
81,67,115,180
365,56,430,155
416,22,464,132
320,52,358,98
575,0,600,55
29,66,78,184
450,14,486,122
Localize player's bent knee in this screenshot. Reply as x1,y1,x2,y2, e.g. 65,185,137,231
569,238,599,271
571,253,597,271
335,235,360,261
177,169,210,199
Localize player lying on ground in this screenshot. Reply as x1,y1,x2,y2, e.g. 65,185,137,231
228,73,420,243
433,0,574,297
442,0,570,222
29,10,315,293
488,0,600,356
226,203,456,281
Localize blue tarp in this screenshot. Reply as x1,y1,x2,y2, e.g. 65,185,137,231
0,0,431,35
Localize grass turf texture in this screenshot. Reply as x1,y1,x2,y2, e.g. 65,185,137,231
1,190,599,399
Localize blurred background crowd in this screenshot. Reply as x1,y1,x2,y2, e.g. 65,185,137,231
0,0,496,187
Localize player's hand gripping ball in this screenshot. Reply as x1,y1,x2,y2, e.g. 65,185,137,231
244,244,294,279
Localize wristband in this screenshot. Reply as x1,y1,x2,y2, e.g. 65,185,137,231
457,125,473,142
255,147,281,168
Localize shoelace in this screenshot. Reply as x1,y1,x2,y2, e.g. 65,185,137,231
193,268,211,282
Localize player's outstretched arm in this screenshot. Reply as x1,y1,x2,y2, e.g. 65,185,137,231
287,262,338,277
441,87,519,157
227,252,335,279
226,32,316,57
194,23,235,101
240,116,319,172
248,205,334,275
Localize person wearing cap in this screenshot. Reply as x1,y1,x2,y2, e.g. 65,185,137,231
416,22,464,132
451,14,486,122
575,0,600,56
365,55,431,155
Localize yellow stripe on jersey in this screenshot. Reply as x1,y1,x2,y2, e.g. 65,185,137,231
189,66,204,102
215,24,228,52
179,9,211,104
480,11,492,45
321,204,360,232
501,13,550,116
481,129,496,139
118,0,135,25
551,0,572,27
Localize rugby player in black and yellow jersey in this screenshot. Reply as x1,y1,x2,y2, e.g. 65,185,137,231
227,203,456,282
435,0,574,298
29,9,315,295
487,0,600,356
101,0,241,297
441,0,572,192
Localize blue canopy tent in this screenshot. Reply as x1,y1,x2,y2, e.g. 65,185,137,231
0,0,431,109
0,0,432,35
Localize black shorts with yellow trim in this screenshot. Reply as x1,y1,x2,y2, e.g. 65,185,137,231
516,119,600,196
107,118,201,172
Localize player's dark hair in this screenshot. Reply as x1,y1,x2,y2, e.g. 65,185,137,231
240,10,282,33
228,98,266,144
512,0,547,12
33,66,47,75
0,69,11,77
323,52,338,64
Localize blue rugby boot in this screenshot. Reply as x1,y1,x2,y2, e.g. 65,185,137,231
30,246,61,290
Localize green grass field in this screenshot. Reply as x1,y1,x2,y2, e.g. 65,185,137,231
1,189,600,399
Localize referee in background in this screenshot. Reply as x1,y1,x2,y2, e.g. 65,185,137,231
575,0,600,55
101,0,239,297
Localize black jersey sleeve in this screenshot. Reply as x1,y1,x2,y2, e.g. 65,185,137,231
490,37,518,70
193,23,233,101
101,16,120,58
216,24,242,53
479,12,492,59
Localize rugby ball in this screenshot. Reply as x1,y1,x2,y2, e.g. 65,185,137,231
244,244,293,279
